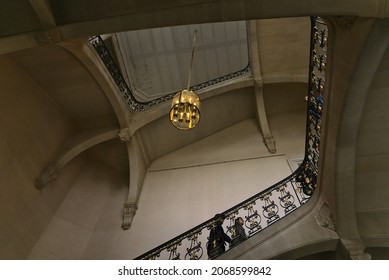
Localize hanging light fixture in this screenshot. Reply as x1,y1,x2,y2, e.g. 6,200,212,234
169,30,201,130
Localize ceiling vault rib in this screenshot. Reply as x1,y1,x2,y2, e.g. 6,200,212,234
122,132,150,230
58,39,151,230
28,0,56,29
28,0,63,46
248,20,276,153
35,128,120,189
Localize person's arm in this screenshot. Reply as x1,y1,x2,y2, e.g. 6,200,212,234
220,227,232,243
215,225,231,243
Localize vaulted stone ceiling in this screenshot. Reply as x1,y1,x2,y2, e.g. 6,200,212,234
0,1,315,192
2,0,389,260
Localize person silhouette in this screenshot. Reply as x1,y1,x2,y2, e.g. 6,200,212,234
207,213,232,259
230,216,247,247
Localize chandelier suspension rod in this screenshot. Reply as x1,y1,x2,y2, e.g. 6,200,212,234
186,29,198,91
169,29,201,130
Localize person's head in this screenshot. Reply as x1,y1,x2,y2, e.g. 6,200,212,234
236,217,244,225
215,213,224,224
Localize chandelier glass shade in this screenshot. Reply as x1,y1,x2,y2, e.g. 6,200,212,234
169,89,201,130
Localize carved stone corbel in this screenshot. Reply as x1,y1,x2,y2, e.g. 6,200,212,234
341,238,372,260
122,203,138,230
264,135,276,154
316,202,335,231
35,162,61,189
350,252,372,260
34,128,119,190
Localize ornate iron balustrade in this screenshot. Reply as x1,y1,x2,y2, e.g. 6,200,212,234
89,36,250,112
134,16,328,260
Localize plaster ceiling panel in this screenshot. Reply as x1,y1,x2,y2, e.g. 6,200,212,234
115,21,248,101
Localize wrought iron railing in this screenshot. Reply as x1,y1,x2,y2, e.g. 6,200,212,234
132,16,328,260
89,36,250,112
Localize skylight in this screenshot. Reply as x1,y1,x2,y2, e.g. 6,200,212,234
114,21,249,102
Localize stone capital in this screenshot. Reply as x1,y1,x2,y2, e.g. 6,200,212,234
316,202,335,231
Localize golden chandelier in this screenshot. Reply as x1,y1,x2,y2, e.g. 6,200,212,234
169,30,201,130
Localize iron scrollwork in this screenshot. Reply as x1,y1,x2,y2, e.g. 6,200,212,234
243,202,262,235
185,232,203,260
260,193,280,225
167,242,181,260
277,184,297,214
